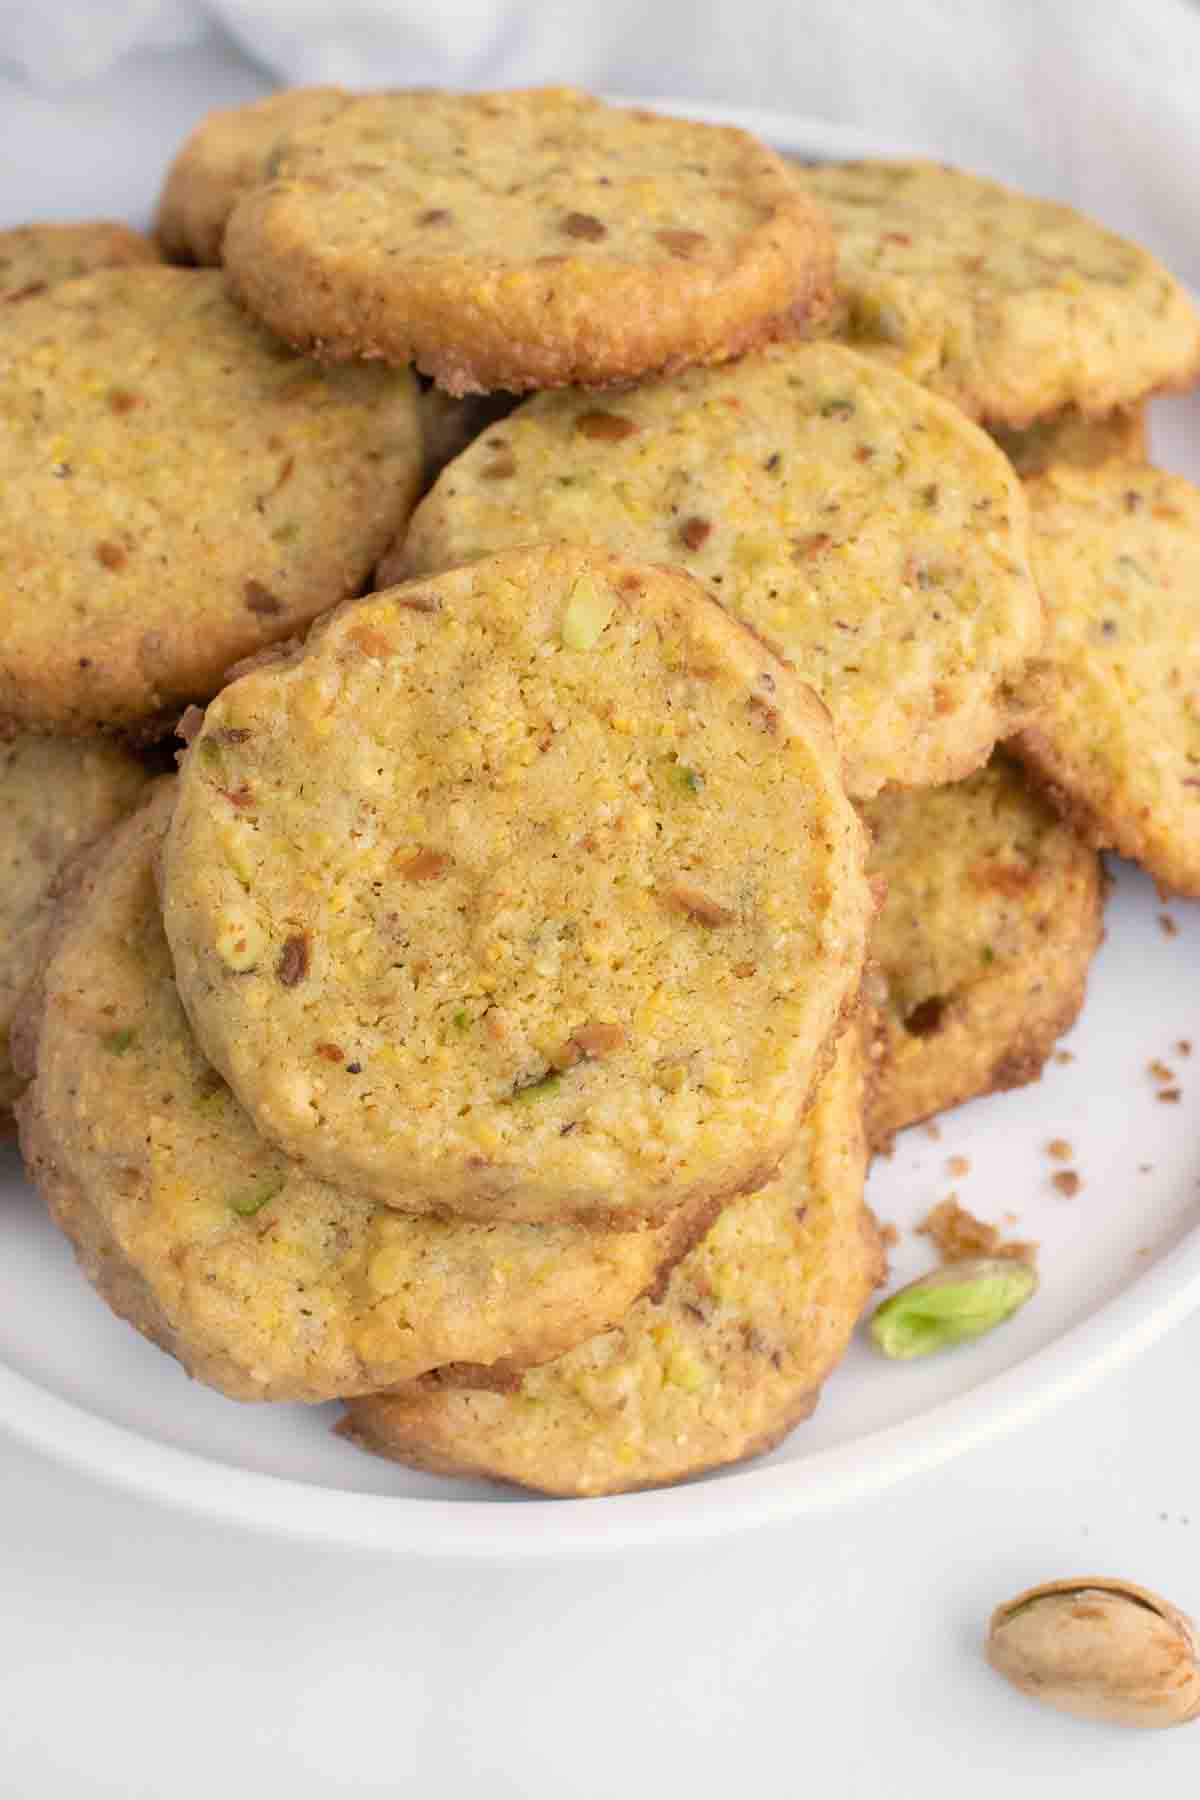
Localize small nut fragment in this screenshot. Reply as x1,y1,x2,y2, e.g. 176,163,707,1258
561,576,616,651
869,1256,1036,1359
987,1579,1200,1729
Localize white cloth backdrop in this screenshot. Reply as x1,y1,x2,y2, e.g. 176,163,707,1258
1,0,1198,280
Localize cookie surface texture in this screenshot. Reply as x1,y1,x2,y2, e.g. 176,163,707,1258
392,340,1041,798
0,735,148,1118
0,268,424,736
340,1024,881,1497
162,545,871,1228
862,755,1105,1149
795,160,1200,425
0,221,161,302
989,405,1146,480
14,786,724,1402
155,86,348,266
222,87,836,394
1011,460,1200,896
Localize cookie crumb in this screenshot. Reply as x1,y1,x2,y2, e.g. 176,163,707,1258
946,1154,970,1177
922,1120,942,1141
1158,912,1179,937
917,1197,1035,1265
1177,1039,1192,1057
877,1220,899,1250
1054,1049,1074,1066
1158,1087,1182,1104
1149,1059,1175,1082
1052,1170,1082,1197
1046,1137,1073,1161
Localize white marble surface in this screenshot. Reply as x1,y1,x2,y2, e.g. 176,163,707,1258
2,40,1199,1796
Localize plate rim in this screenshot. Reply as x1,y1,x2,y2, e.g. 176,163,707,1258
3,96,1200,1559
5,1224,1200,1558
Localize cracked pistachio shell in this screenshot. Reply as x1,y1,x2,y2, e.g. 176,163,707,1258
988,1579,1200,1729
868,1255,1036,1359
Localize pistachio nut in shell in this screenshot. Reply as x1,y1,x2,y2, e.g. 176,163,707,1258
868,1256,1036,1359
987,1578,1200,1729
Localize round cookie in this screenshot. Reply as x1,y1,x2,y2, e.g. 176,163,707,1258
1011,460,1200,896
339,1025,882,1497
14,786,725,1404
0,267,424,737
155,86,348,266
0,220,161,303
390,340,1042,799
162,544,871,1229
793,160,1200,426
0,735,148,1121
862,755,1106,1150
222,87,836,394
990,405,1147,480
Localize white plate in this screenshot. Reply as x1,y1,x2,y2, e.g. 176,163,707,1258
3,95,1200,1560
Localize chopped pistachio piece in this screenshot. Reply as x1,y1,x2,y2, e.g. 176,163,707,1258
102,1028,136,1055
230,1172,286,1217
508,1070,563,1104
869,1255,1037,1358
561,576,615,650
673,764,704,794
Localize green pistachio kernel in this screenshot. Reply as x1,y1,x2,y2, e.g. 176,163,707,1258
673,764,704,795
561,577,615,651
102,1028,137,1055
230,1172,286,1218
452,1008,470,1032
508,1071,563,1104
869,1256,1037,1359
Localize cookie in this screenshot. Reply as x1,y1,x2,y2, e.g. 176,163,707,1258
0,735,148,1120
340,1024,882,1497
990,405,1147,479
1010,460,1200,895
862,755,1105,1149
155,86,348,266
0,267,424,736
13,785,726,1403
390,340,1042,799
0,220,161,302
162,544,871,1229
222,87,836,394
794,160,1200,426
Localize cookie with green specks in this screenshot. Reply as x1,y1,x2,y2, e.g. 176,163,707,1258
1011,459,1200,895
862,755,1105,1150
0,735,148,1122
340,1023,882,1497
990,404,1147,479
388,339,1042,799
162,544,871,1230
222,87,836,394
155,86,348,266
13,785,727,1403
0,220,161,303
792,160,1200,426
0,267,423,737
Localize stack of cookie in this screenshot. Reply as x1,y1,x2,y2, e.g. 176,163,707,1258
0,215,427,1130
5,85,1200,1499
